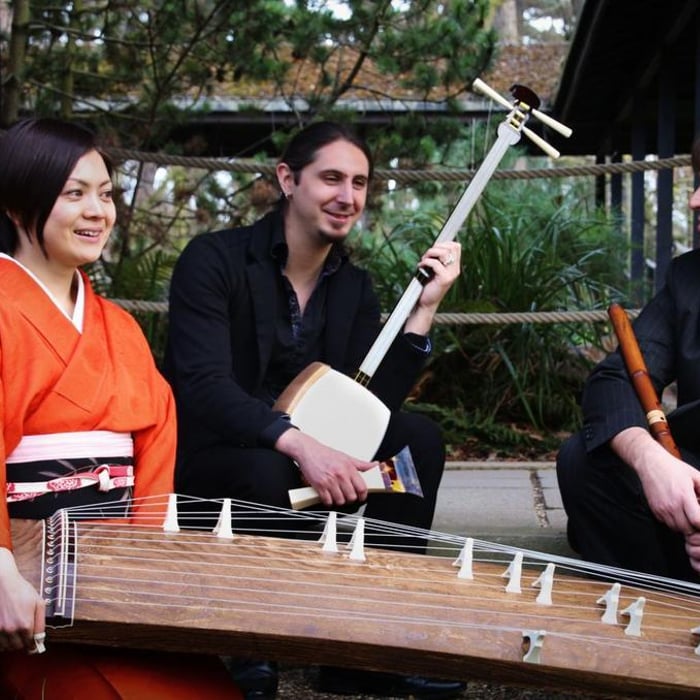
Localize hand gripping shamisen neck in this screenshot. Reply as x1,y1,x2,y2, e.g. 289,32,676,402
279,79,572,508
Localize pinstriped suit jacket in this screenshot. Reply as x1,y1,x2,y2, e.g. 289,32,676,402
581,249,700,453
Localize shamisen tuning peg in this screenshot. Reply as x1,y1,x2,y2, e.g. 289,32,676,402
472,77,572,159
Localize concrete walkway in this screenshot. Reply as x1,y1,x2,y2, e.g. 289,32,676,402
432,461,575,558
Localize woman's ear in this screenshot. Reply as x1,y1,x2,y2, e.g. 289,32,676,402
4,210,21,229
3,210,32,243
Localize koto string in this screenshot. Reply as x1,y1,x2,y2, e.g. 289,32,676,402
60,493,700,596
54,495,700,620
70,532,698,628
66,527,697,666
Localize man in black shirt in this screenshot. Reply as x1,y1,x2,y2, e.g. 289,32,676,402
165,121,464,698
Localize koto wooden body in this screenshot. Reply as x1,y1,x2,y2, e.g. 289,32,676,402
11,518,700,698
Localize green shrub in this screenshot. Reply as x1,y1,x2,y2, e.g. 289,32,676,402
350,175,627,447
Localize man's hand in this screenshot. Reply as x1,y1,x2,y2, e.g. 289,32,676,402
404,242,462,336
612,427,700,535
275,429,376,506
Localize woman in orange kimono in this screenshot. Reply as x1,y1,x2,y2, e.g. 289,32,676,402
0,119,241,699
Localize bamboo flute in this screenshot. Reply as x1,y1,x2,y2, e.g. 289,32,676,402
607,302,681,458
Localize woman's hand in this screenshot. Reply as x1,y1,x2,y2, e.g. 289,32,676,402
0,547,46,653
686,531,700,574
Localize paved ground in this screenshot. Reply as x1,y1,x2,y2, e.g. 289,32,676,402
275,664,613,700
432,460,574,557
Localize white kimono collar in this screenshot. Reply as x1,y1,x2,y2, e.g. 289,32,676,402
0,253,85,332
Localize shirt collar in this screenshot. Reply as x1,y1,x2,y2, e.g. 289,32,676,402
270,221,346,278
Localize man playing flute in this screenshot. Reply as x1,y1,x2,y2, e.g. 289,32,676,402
557,137,700,584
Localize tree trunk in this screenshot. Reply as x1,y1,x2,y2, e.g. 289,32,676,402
60,0,82,119
492,0,520,44
1,0,30,126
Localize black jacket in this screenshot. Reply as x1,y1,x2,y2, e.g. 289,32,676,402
582,248,700,453
164,211,429,461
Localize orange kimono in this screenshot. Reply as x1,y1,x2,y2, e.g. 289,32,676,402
0,259,176,546
0,259,241,699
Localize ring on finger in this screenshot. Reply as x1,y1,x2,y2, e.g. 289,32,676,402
442,252,455,267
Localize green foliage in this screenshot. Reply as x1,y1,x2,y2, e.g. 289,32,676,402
3,0,494,142
0,0,612,451
350,169,627,438
87,246,178,362
404,402,566,459
0,0,496,307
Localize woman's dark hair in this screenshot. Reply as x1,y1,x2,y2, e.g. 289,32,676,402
0,118,112,255
279,121,374,184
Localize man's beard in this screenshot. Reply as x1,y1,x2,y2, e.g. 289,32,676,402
318,229,338,245
317,226,348,246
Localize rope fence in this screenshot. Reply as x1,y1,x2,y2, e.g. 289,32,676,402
97,146,687,323
105,145,691,184
112,299,640,325
0,126,692,181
